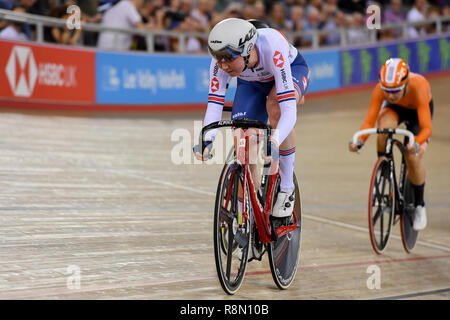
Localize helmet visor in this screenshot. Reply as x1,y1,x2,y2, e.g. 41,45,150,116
208,45,243,62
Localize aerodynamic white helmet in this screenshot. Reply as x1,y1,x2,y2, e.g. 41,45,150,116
208,18,258,62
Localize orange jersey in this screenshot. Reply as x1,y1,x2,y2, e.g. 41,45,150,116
360,73,433,145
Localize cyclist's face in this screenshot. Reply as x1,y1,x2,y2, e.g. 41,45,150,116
383,88,404,103
217,57,244,76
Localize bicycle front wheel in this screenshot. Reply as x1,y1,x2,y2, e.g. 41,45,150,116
368,156,394,254
268,173,302,290
213,162,250,294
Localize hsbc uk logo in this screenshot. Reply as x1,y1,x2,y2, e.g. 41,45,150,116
5,45,77,98
6,46,38,97
211,77,220,93
273,51,284,68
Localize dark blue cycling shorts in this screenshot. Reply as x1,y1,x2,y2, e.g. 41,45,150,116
231,52,310,123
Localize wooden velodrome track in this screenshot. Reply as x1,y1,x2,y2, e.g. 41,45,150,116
0,76,448,300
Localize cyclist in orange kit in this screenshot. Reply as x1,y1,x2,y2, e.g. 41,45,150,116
349,58,433,231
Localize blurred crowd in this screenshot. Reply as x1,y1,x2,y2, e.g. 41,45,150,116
0,0,449,51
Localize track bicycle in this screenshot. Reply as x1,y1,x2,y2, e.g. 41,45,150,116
200,115,302,295
351,128,420,254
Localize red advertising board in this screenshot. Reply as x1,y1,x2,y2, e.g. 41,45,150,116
0,40,95,103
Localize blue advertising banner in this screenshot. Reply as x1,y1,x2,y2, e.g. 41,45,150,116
96,51,212,104
340,35,450,88
302,49,341,93
95,34,449,105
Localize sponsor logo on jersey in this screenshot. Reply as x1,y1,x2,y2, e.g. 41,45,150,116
280,68,288,88
211,77,220,92
273,51,284,68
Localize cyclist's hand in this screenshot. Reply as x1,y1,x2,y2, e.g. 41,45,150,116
193,140,213,161
406,141,421,157
349,139,364,152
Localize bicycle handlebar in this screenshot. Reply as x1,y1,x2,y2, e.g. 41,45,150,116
200,119,272,156
352,128,415,147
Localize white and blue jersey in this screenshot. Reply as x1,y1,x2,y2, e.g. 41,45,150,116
203,28,310,146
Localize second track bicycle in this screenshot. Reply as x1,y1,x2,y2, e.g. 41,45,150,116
351,128,420,254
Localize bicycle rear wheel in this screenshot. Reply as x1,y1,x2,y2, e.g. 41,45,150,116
213,162,250,294
268,173,302,290
368,156,394,254
400,171,419,253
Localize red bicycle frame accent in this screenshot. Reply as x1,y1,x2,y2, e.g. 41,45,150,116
234,129,298,244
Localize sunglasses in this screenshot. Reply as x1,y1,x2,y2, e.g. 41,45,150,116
383,88,402,94
208,45,243,62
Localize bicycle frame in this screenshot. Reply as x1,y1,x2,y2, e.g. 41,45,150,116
201,119,298,244
381,134,408,220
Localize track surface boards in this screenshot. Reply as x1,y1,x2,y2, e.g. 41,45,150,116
0,77,449,300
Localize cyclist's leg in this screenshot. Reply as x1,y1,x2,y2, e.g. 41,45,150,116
376,103,399,155
403,99,433,208
266,87,302,193
266,60,309,194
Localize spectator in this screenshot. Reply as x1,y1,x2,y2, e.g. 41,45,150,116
407,0,427,38
308,0,324,18
253,0,267,21
161,0,205,52
384,0,407,23
268,2,287,29
132,0,166,50
285,5,304,47
283,0,302,16
0,0,34,39
425,4,441,33
0,5,30,41
223,2,243,18
77,0,97,18
338,0,367,14
322,0,339,21
173,11,206,52
323,9,346,45
45,4,84,45
347,11,370,43
28,0,51,16
0,0,35,10
285,5,304,31
442,4,450,31
97,0,154,51
190,0,215,31
383,0,406,38
241,3,255,20
323,0,339,12
302,6,324,47
17,0,35,11
0,0,14,10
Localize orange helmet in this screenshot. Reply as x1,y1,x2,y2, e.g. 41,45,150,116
379,58,410,92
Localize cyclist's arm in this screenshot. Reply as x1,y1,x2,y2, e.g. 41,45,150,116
359,85,384,143
203,60,231,142
414,87,432,146
267,36,298,146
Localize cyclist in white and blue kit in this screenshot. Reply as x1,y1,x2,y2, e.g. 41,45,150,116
194,18,310,218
